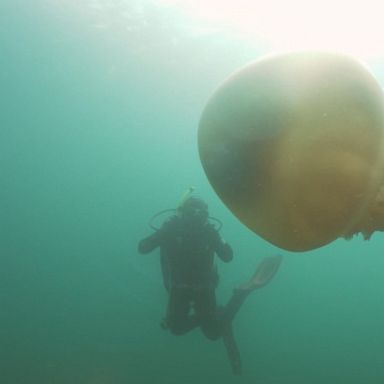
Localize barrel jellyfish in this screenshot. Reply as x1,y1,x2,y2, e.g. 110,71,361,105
198,51,384,251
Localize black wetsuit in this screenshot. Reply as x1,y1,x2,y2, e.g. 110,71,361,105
138,215,233,340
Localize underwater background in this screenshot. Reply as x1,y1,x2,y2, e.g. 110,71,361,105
2,1,384,383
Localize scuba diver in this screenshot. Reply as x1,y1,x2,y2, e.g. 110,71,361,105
138,189,282,375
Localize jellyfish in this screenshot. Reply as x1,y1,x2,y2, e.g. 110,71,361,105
198,51,384,252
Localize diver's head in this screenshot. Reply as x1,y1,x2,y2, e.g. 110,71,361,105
178,196,209,226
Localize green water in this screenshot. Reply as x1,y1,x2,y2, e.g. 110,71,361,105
2,1,384,383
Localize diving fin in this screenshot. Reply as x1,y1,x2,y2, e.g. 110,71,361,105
222,322,242,375
236,255,283,292
221,255,282,374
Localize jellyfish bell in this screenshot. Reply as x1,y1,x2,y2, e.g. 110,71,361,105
198,51,384,252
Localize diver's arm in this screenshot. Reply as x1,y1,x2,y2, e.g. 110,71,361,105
138,231,162,254
138,217,175,254
214,233,233,262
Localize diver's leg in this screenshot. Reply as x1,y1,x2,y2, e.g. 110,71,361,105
192,289,243,373
194,288,221,341
166,287,199,335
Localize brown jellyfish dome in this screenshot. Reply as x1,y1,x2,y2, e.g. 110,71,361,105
198,51,384,252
